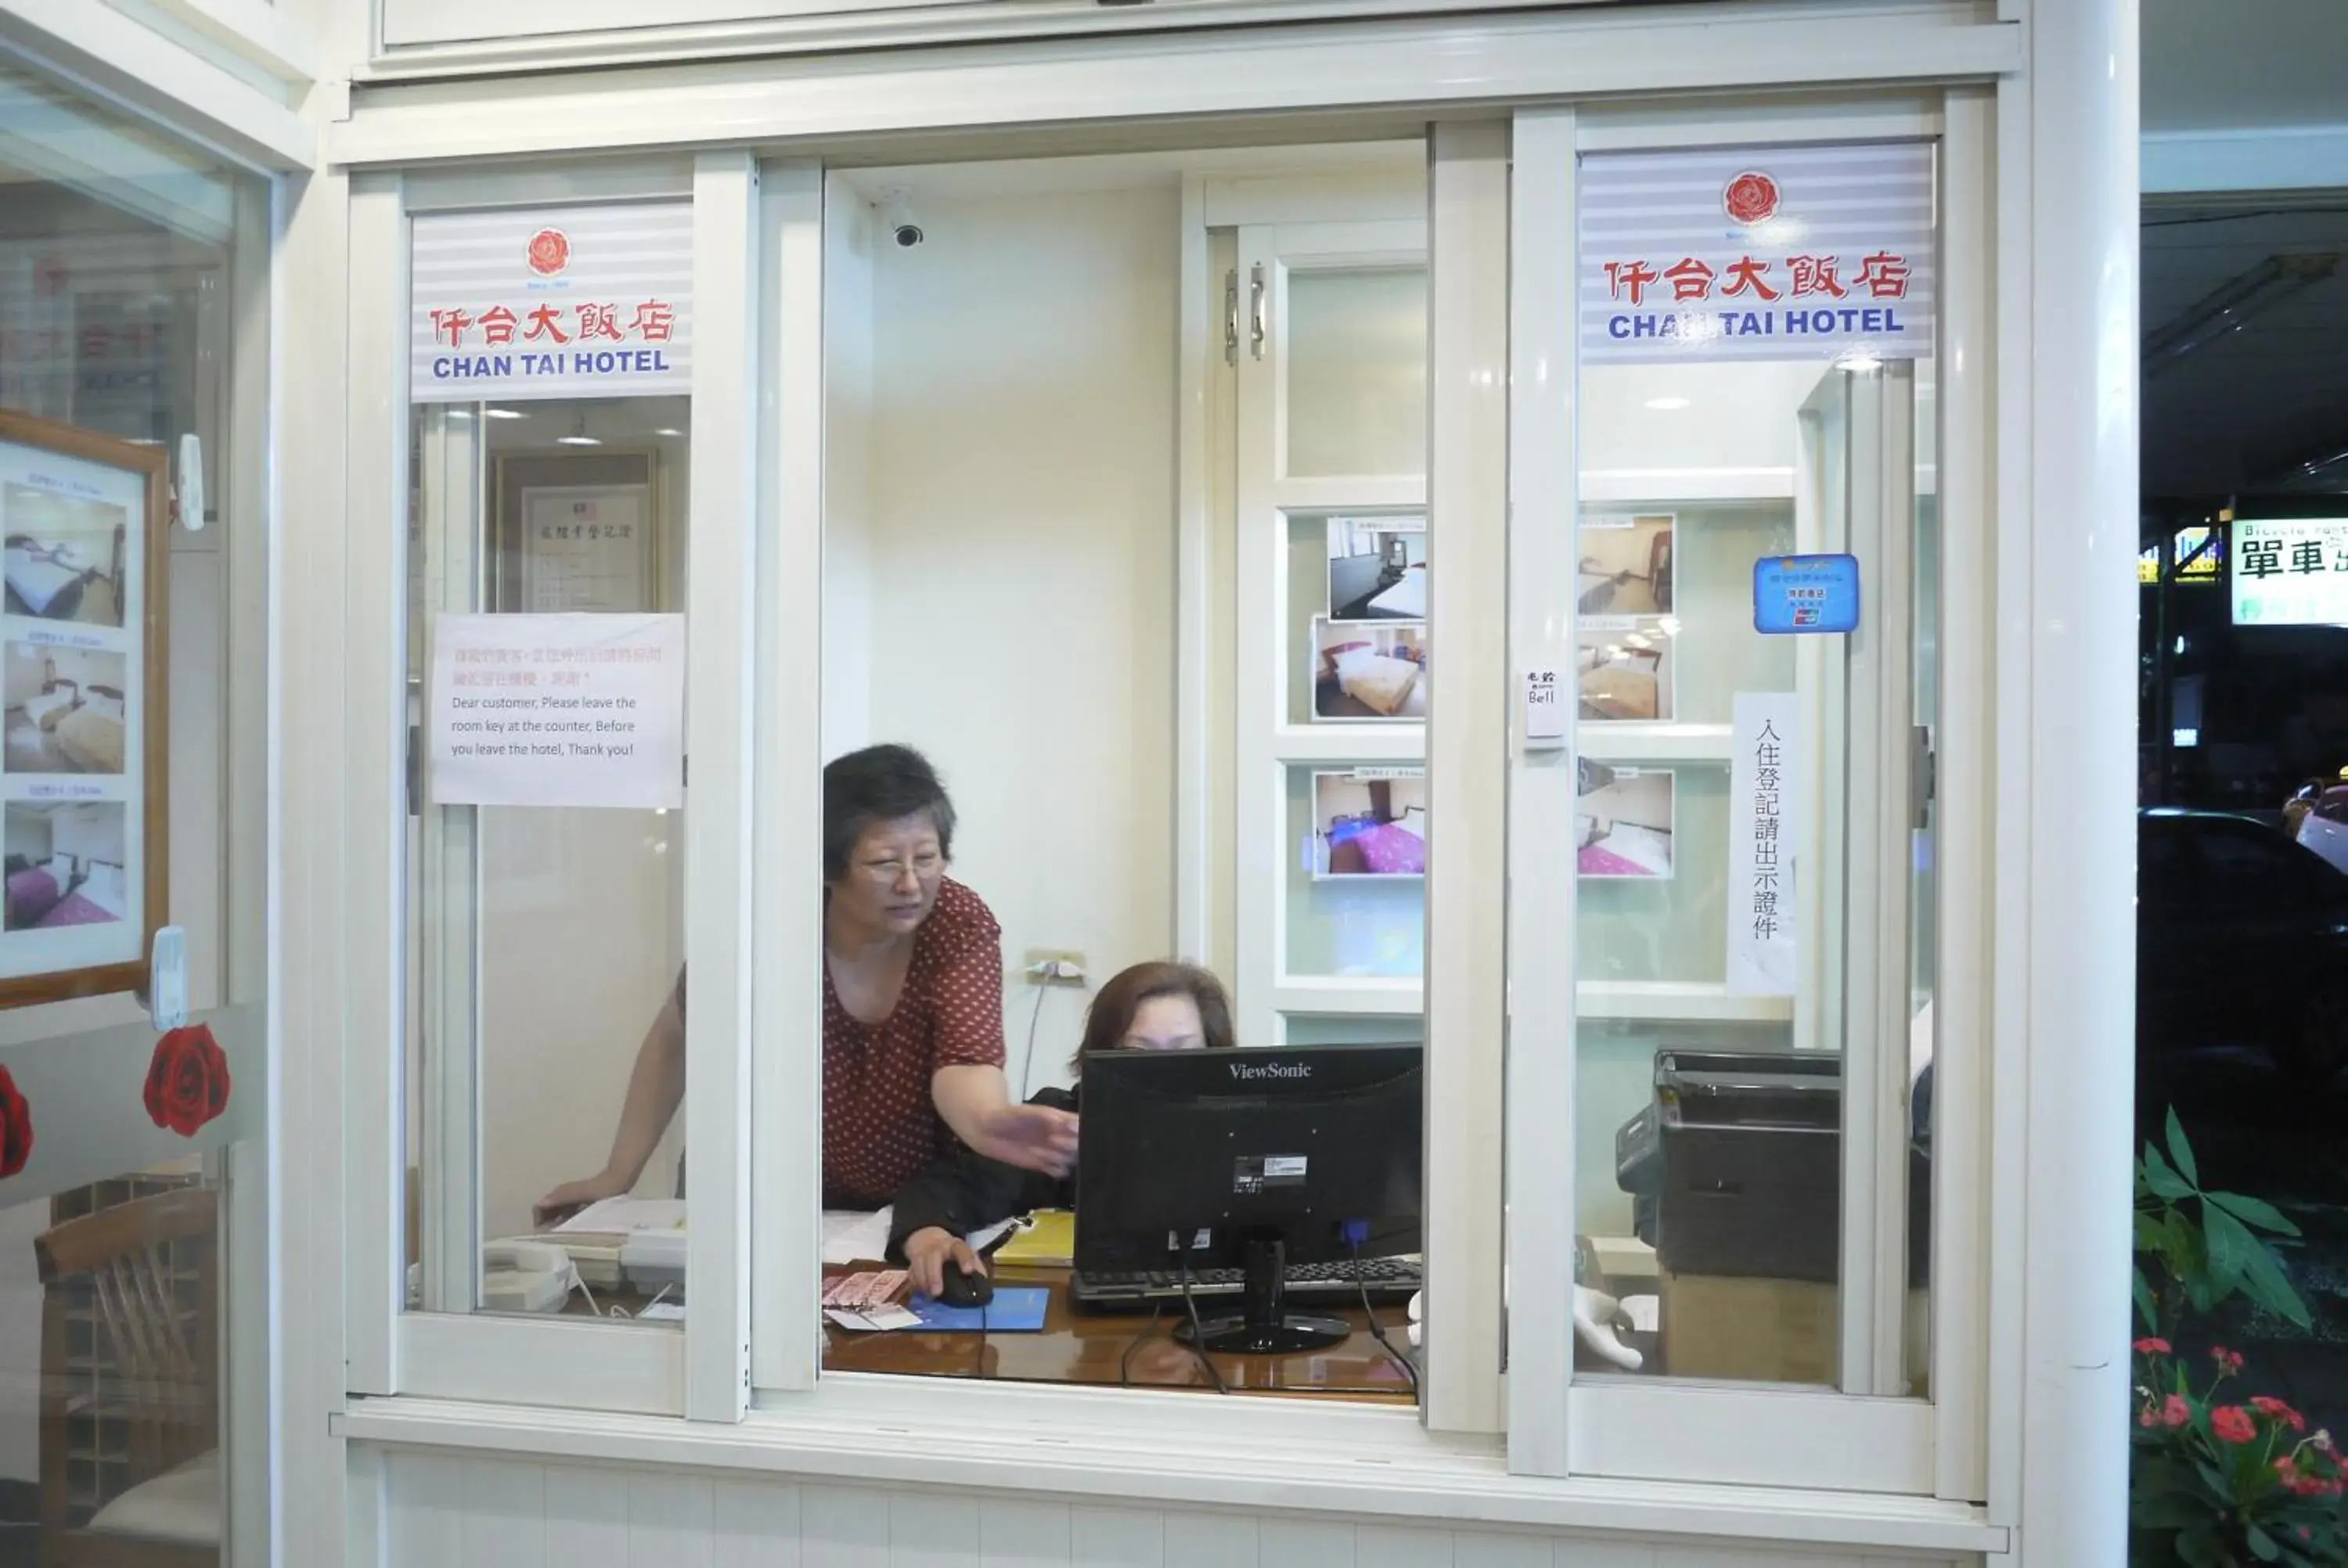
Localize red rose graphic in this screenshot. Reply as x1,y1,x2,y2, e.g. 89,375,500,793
1723,171,1780,226
143,1026,231,1138
527,228,571,278
0,1064,30,1179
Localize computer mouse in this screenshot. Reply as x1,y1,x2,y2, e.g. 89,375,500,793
938,1261,993,1309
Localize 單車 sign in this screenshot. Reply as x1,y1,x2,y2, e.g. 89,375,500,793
2231,517,2348,627
410,203,693,403
1579,142,1936,365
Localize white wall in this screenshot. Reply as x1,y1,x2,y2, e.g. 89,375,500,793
851,183,1181,1092
376,1453,1972,1568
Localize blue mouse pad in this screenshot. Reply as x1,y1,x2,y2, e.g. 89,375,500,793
902,1286,1050,1332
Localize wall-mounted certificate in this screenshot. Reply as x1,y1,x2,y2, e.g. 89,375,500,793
0,410,167,1005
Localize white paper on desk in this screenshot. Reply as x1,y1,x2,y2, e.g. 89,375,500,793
556,1197,686,1236
822,1207,1018,1266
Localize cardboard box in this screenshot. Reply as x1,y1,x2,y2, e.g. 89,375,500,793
1658,1268,1837,1385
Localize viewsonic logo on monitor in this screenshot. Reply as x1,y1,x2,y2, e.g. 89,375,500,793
1230,1060,1312,1081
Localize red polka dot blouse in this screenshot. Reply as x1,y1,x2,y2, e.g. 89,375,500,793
676,876,1006,1207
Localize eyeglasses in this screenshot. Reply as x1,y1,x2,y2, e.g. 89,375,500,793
857,853,945,886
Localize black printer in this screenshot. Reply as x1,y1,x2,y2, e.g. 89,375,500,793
1615,1049,1929,1286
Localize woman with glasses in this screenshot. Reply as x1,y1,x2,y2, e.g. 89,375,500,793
535,743,1079,1225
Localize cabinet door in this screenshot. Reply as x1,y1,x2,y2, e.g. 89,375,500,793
1231,220,1428,1045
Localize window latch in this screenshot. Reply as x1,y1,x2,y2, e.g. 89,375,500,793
1911,725,1936,830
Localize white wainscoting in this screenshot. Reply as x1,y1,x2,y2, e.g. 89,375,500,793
376,1451,1972,1568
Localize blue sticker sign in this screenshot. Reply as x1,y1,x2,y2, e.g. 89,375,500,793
1754,554,1861,635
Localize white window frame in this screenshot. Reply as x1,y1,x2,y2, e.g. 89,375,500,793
1502,90,1998,1498
296,5,2096,1552
339,156,761,1419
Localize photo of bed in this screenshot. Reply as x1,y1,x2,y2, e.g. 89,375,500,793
1313,619,1428,720
1326,516,1428,620
1576,762,1675,879
3,642,127,774
1,484,126,628
1578,513,1673,617
1313,770,1427,878
1578,617,1675,722
2,801,128,930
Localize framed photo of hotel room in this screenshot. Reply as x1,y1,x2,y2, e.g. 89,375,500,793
0,408,167,1006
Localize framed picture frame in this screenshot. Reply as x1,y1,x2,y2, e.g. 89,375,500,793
1309,616,1428,721
1309,768,1427,880
0,408,168,1007
1576,761,1676,880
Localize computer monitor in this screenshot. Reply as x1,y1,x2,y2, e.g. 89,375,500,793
1075,1042,1421,1353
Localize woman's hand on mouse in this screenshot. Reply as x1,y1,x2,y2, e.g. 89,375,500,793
902,1226,985,1300
973,1102,1079,1178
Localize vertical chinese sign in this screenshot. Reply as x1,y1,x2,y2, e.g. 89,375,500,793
1728,692,1803,996
1579,142,1936,365
409,202,693,403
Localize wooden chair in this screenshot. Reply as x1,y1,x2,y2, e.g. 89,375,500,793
34,1187,219,1568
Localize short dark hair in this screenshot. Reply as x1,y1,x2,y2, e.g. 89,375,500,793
823,744,956,881
1070,962,1237,1074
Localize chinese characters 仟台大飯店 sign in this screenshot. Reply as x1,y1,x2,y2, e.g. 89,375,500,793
429,613,684,810
2231,516,2348,627
1579,142,1936,365
1728,692,1803,997
1754,553,1860,635
410,203,692,403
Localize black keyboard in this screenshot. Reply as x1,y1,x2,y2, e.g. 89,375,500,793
1071,1255,1421,1311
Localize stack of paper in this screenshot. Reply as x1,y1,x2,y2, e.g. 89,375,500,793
992,1210,1074,1268
556,1197,687,1292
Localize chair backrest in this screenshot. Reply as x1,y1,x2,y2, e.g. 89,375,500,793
34,1185,219,1527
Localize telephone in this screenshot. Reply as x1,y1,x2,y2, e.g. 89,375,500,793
482,1239,576,1314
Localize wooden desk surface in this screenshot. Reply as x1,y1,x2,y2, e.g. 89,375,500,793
823,1265,1418,1403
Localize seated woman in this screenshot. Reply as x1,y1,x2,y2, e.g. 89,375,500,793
888,961,1235,1297
536,743,1079,1225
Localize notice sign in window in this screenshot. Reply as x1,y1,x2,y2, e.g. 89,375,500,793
430,612,685,809
2231,519,2348,627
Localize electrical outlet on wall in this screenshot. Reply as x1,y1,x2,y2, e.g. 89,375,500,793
1021,949,1088,986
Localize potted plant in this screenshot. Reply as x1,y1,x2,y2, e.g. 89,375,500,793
2133,1110,2345,1566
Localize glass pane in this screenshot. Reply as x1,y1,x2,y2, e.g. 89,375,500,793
1572,139,1939,1394
0,1166,223,1563
1290,511,1429,725
1285,266,1426,478
405,396,690,1323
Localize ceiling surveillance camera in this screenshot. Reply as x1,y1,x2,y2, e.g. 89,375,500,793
878,190,924,249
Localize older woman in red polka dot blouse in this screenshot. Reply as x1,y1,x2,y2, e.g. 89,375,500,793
536,744,1079,1222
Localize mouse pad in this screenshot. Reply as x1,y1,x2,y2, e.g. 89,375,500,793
902,1287,1050,1332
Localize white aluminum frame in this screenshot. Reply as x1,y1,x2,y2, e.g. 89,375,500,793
1500,90,1993,1498
343,162,764,1419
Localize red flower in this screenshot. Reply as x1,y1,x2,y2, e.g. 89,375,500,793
2253,1396,2307,1432
1723,171,1781,226
142,1026,231,1138
2212,1405,2259,1444
2134,1336,2171,1355
2163,1394,2192,1429
2212,1345,2245,1376
0,1063,30,1179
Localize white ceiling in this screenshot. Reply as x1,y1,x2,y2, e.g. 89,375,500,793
2144,0,2348,132
2141,202,2348,496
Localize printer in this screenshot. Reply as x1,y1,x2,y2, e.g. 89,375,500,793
1615,1050,1928,1286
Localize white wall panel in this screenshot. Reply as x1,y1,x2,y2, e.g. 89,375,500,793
375,1446,1978,1568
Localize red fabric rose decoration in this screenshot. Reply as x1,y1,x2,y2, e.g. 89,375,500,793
0,1063,31,1179
1723,171,1780,226
143,1025,231,1138
2211,1404,2260,1445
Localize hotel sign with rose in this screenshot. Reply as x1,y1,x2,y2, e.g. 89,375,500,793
1579,142,1938,365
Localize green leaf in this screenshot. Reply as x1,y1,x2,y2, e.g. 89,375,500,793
2168,1108,2201,1188
2145,1145,2195,1203
2237,1227,2314,1330
2179,1523,2228,1568
2208,1189,2303,1238
2205,1204,2256,1299
2249,1523,2281,1562
2137,1268,2161,1332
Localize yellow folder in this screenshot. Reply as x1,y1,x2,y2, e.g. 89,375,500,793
990,1209,1075,1268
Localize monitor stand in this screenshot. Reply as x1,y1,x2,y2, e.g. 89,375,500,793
1176,1235,1350,1354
